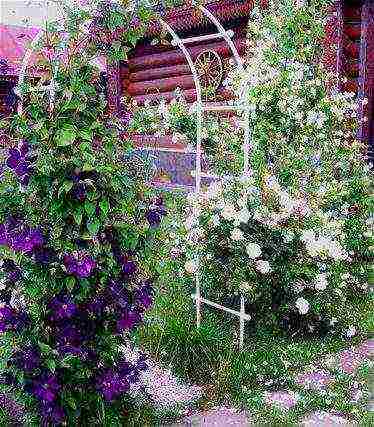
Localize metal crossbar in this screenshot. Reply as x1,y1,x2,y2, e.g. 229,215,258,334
192,294,251,321
171,29,235,46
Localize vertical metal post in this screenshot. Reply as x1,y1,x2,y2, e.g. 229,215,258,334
239,295,245,350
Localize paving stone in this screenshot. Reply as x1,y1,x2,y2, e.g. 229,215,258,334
264,390,299,410
301,411,355,426
181,407,251,426
295,369,334,390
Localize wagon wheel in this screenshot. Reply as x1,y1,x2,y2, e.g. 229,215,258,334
195,50,223,95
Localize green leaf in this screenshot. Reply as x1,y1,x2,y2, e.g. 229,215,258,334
38,341,53,355
99,199,110,216
65,396,77,410
79,129,93,141
55,128,76,146
87,219,100,235
84,201,96,217
82,163,94,172
66,276,76,292
58,180,74,198
46,359,56,373
73,210,83,226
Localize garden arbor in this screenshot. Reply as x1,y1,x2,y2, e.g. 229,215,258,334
16,1,253,350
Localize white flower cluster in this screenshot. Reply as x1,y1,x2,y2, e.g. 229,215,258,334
300,230,349,261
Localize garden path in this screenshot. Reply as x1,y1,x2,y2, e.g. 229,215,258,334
152,339,373,426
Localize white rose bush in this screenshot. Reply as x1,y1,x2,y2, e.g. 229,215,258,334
181,0,372,341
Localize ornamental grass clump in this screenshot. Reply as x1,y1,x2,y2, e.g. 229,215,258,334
182,0,372,341
0,0,169,424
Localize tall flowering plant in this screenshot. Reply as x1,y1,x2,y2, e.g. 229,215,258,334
0,1,170,424
182,0,372,340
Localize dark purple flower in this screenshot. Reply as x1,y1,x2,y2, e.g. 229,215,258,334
49,295,77,321
146,210,162,228
122,259,137,276
19,141,30,156
6,148,21,168
64,253,96,278
0,224,7,245
0,306,14,323
56,325,81,347
117,309,141,332
87,294,107,315
96,369,129,401
72,183,87,201
135,287,153,310
15,162,31,177
32,373,60,403
20,174,30,186
108,280,129,308
34,247,56,265
5,142,34,186
11,346,40,373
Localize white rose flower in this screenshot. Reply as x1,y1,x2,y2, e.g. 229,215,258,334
301,230,316,243
221,204,237,220
255,260,272,274
184,260,198,274
237,208,251,224
296,297,310,315
315,273,328,291
246,243,262,259
231,228,245,241
346,325,357,338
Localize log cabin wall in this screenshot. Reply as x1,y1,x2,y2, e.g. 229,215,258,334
120,17,249,107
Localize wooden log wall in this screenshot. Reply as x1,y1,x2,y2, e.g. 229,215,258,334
120,25,247,106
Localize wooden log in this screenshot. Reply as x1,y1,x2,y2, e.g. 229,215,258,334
127,74,195,96
343,6,362,21
130,64,191,83
133,88,197,105
344,39,360,59
129,38,247,72
344,24,361,40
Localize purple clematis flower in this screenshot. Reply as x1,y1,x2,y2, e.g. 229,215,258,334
117,309,141,332
96,369,130,401
135,283,154,310
121,258,137,276
146,209,162,228
5,141,34,186
108,280,129,308
11,346,40,373
32,373,60,403
48,295,77,321
64,253,96,278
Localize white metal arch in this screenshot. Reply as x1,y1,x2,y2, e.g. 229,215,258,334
15,1,252,350
162,3,252,349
